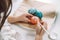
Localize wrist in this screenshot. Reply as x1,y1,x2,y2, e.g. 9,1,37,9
35,35,43,40
16,16,21,21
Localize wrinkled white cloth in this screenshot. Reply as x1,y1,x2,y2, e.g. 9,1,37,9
1,20,36,40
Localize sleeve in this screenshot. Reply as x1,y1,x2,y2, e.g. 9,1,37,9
1,26,17,40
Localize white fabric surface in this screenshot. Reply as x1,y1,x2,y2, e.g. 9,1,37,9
1,21,35,40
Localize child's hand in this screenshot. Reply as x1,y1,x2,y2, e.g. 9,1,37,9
17,13,33,23
35,21,47,40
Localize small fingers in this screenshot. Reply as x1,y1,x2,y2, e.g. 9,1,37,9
36,25,42,35
39,28,45,36
40,22,47,36
36,21,47,36
24,17,31,22
42,22,47,30
26,13,33,17
40,21,47,30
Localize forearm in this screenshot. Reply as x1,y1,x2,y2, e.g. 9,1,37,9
8,16,19,23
